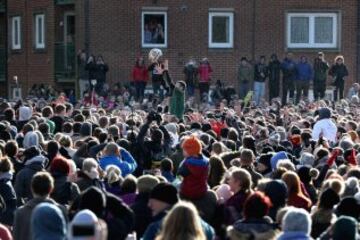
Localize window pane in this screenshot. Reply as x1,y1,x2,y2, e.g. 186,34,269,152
315,17,333,43
14,20,18,45
290,17,309,43
212,16,229,43
143,14,165,45
38,16,43,44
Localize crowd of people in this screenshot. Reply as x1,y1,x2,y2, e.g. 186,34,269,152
1,51,360,240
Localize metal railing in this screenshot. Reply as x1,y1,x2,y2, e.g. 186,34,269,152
0,47,5,81
55,0,75,5
54,42,76,81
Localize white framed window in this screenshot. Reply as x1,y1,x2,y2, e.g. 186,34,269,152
11,16,21,50
34,14,45,49
141,11,167,48
287,13,338,49
208,12,234,48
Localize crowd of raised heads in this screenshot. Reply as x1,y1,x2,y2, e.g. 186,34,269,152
1,50,360,240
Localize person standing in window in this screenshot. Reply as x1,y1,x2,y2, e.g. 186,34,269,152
95,55,109,96
77,50,89,99
144,24,152,44
313,52,329,101
85,55,97,92
183,58,198,98
295,56,313,104
238,57,254,99
268,54,281,102
329,55,348,102
253,56,268,106
198,58,213,102
132,57,148,102
281,52,297,106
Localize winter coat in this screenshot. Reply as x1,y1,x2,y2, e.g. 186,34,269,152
296,62,313,82
77,56,88,80
228,217,279,240
15,155,46,205
281,58,297,81
51,174,80,205
242,165,263,187
13,198,67,240
198,63,213,83
225,190,251,225
314,59,329,83
136,123,173,169
287,193,312,211
183,64,198,86
311,208,336,239
178,155,209,199
312,119,337,143
95,63,109,83
238,64,254,84
85,61,97,80
254,63,269,82
132,65,148,82
329,63,348,85
0,173,16,226
104,193,135,240
76,171,104,192
99,149,137,177
170,87,185,120
131,192,153,238
269,60,281,83
277,231,313,240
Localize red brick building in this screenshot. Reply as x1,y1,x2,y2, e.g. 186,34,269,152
2,0,360,98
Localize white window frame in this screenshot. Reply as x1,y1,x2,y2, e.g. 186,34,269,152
208,12,234,48
287,12,338,49
11,16,21,50
141,11,167,48
34,14,45,49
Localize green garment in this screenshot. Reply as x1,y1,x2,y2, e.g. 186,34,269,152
46,119,55,134
238,64,254,84
170,87,185,120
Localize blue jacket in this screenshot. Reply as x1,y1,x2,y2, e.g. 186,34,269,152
281,58,297,80
296,62,313,81
99,149,137,176
143,210,215,240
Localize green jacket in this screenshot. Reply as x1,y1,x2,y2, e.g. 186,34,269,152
170,87,185,120
238,64,254,84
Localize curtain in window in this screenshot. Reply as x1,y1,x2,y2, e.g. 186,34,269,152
212,16,229,43
290,17,309,43
315,17,333,43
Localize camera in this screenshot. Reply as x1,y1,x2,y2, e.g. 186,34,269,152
147,111,162,123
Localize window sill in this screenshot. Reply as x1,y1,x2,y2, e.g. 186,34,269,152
33,48,47,54
208,48,234,53
10,49,23,54
286,47,341,53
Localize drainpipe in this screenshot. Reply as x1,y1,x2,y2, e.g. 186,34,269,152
251,0,256,61
357,0,360,82
4,0,8,97
84,0,90,54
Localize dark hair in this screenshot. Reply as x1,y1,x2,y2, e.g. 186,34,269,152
4,108,15,121
42,106,53,118
121,176,137,194
62,122,73,133
160,158,173,172
31,172,54,197
243,191,272,219
55,104,66,114
4,140,18,157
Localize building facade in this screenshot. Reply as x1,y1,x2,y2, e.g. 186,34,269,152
1,0,359,98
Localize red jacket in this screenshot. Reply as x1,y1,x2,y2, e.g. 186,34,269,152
198,63,213,83
287,193,312,211
178,155,209,199
132,66,148,82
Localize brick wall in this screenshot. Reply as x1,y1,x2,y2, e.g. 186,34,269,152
83,0,358,93
7,0,55,97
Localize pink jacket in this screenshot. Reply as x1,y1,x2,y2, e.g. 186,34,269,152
198,64,213,83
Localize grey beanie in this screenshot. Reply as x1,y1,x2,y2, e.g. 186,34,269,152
339,137,354,151
299,152,315,167
282,207,312,235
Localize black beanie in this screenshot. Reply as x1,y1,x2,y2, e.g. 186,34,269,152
258,153,273,170
150,183,178,205
80,122,92,137
319,188,340,209
80,187,106,217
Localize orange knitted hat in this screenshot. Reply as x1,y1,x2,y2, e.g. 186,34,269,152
182,135,202,156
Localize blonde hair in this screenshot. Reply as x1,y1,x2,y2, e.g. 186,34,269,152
156,201,206,240
105,165,122,185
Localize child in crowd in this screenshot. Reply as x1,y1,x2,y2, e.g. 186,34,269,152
178,135,209,200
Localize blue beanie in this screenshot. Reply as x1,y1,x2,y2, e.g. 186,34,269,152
31,203,66,240
271,151,289,170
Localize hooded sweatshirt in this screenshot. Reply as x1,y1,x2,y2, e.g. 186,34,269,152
312,108,337,143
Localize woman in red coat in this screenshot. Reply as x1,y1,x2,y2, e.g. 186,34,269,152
282,171,312,211
132,57,148,102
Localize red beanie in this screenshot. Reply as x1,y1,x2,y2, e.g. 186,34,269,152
50,157,70,176
182,135,202,156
